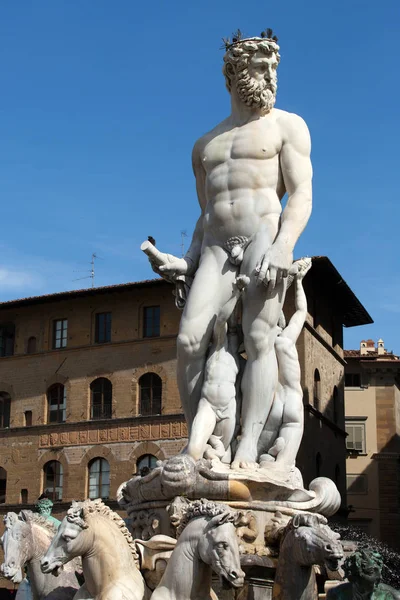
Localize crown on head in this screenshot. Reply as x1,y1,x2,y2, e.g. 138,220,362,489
222,28,279,51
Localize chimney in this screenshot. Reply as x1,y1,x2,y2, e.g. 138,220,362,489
365,339,375,354
377,339,385,355
360,340,368,356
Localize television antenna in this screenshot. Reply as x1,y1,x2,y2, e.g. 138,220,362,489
73,253,102,287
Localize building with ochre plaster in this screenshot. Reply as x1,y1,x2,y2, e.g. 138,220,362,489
344,339,400,549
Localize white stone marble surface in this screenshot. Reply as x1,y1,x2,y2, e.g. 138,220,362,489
143,34,313,476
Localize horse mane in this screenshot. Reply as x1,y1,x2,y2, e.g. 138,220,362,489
176,499,230,538
67,499,139,567
19,510,58,537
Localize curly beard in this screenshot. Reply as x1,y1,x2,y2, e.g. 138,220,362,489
235,69,276,113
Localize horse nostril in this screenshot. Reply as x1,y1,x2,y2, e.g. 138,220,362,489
230,570,238,579
325,544,332,552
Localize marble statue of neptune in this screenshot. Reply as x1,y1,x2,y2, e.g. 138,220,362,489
145,33,312,469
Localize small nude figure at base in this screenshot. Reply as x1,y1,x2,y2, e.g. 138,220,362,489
259,257,312,470
185,275,250,463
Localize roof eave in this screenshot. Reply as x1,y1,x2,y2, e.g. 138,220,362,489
311,256,373,328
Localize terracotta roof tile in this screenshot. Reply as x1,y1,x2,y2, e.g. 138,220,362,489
0,278,168,309
344,350,360,357
344,349,400,361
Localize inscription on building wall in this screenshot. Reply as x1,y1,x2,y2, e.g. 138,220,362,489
39,419,186,448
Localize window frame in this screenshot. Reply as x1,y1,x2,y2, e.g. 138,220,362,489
0,323,15,357
53,319,68,349
47,384,66,424
95,312,112,344
347,473,368,495
27,336,37,354
139,373,162,416
24,411,33,427
345,421,366,454
345,373,362,388
0,393,11,428
143,306,161,338
313,369,321,411
43,461,63,502
137,454,158,474
88,458,110,499
90,378,113,420
0,467,7,504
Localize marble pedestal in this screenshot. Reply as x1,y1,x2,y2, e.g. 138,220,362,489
118,455,342,598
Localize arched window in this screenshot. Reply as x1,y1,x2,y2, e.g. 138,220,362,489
0,393,11,428
137,454,158,476
47,384,66,423
333,386,339,424
27,336,37,354
316,452,322,478
139,373,162,416
90,378,112,420
313,369,321,412
88,458,110,499
0,467,7,504
43,461,63,501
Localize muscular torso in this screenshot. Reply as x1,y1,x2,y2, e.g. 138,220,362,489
195,109,288,243
275,335,301,387
201,343,238,409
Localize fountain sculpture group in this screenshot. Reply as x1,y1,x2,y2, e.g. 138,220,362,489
1,29,399,600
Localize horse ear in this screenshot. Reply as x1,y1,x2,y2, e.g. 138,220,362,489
233,511,244,527
19,510,29,522
215,512,233,526
292,514,301,529
206,512,234,531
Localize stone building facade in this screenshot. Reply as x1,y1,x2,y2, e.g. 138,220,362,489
0,258,371,591
344,339,400,548
0,278,186,514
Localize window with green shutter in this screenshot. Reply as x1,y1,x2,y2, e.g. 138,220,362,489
345,422,366,453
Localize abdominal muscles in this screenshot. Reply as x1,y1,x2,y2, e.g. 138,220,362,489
202,381,236,407
204,158,283,240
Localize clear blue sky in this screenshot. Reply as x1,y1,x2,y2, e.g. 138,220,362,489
0,0,398,351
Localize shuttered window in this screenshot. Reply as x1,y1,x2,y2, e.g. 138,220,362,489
345,422,366,453
347,474,368,494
